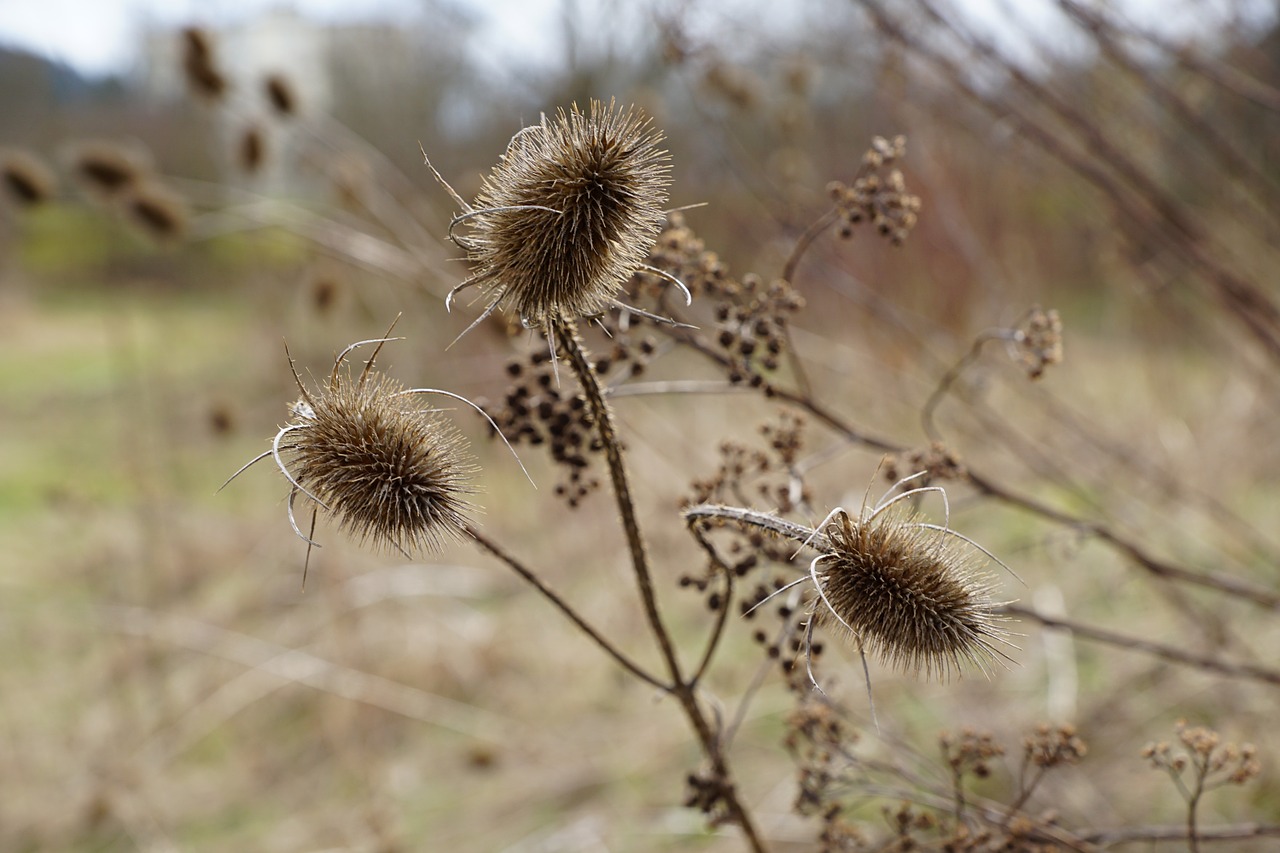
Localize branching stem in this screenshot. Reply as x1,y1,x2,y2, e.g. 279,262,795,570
552,315,770,853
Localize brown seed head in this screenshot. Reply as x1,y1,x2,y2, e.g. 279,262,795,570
70,141,146,198
460,100,670,326
181,27,229,101
123,181,189,241
815,505,1008,679
1,149,57,207
239,125,266,173
284,370,476,554
264,73,297,117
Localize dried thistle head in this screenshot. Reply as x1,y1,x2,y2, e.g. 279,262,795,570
263,73,297,117
1,149,57,207
69,141,147,199
436,99,673,331
181,27,228,102
1010,306,1063,380
223,334,482,563
802,472,1013,680
123,181,189,241
238,125,266,174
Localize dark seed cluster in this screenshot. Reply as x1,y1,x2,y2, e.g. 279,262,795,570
882,442,966,487
644,212,805,391
681,413,813,599
683,767,736,827
482,349,603,508
784,699,860,846
827,135,921,246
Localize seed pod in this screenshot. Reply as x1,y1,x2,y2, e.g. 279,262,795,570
815,504,1009,679
282,369,477,555
453,99,670,327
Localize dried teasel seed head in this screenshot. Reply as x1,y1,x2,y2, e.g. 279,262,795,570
264,73,297,117
239,125,266,174
69,141,147,199
815,506,1010,679
284,370,476,554
459,99,670,327
122,181,189,241
181,27,229,102
0,149,57,207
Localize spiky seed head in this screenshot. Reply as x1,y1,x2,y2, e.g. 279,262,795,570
284,371,476,554
1,149,57,207
462,99,670,326
815,506,1008,679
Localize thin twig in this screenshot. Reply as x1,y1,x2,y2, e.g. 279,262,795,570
464,522,668,692
686,520,738,687
1002,604,1280,686
920,329,1007,442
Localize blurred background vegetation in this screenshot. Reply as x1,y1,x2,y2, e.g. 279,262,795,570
2,0,1279,850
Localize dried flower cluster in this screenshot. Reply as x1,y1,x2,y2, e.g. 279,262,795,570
1143,720,1261,789
63,140,190,241
942,727,1006,779
642,212,805,388
124,181,189,241
827,135,921,245
281,368,475,554
1024,723,1087,769
1011,306,1064,380
239,125,266,174
447,100,671,328
225,340,478,558
882,442,966,486
686,411,809,513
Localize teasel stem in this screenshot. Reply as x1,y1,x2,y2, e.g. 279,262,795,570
685,520,737,687
552,315,770,853
553,315,683,682
684,504,825,549
463,522,666,691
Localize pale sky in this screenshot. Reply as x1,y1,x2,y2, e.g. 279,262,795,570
0,0,1273,79
0,0,561,77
